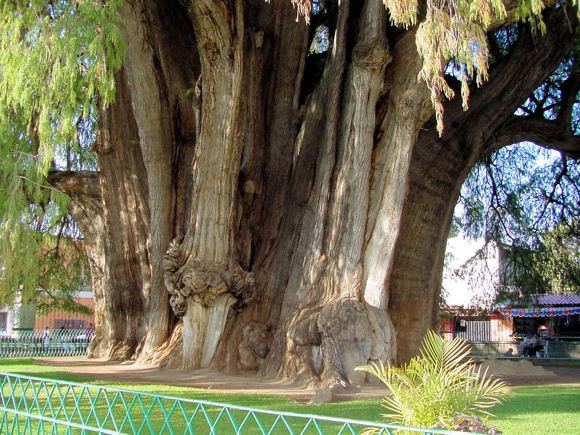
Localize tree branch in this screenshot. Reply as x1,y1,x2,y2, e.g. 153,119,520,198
492,115,580,158
533,156,568,227
557,70,580,126
46,170,102,202
444,4,574,146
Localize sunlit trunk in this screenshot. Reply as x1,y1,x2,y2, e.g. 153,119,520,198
53,0,576,384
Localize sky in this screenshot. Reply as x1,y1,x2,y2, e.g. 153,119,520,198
443,236,500,307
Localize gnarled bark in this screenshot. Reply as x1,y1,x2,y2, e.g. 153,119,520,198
53,0,578,386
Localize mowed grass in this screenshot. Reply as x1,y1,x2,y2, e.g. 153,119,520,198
492,385,580,435
1,358,579,434
0,358,381,418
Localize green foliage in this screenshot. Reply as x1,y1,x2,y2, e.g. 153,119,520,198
356,331,508,432
0,219,92,309
382,0,553,134
416,0,507,134
497,221,580,298
383,0,563,135
457,141,579,297
0,0,124,167
515,0,547,34
34,229,92,314
0,0,124,304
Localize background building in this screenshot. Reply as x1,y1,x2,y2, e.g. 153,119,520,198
0,291,94,332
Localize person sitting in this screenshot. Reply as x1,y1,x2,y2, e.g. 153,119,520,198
522,333,543,357
521,333,535,357
531,333,544,357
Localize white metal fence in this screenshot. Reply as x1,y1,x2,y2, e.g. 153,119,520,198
0,328,92,357
455,320,492,342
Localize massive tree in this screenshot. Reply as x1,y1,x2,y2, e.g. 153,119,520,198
1,0,579,386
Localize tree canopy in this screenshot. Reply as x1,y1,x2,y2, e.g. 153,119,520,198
453,46,580,300
1,0,573,301
0,0,122,301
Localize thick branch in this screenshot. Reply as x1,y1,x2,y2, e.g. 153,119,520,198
492,116,580,159
558,70,580,125
439,5,577,154
46,170,102,202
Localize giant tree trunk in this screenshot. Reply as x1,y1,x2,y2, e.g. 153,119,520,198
54,0,578,384
388,8,576,363
48,68,151,360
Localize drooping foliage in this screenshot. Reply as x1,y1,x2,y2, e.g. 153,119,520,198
415,0,507,132
0,0,123,301
0,0,123,167
32,228,92,314
296,0,578,133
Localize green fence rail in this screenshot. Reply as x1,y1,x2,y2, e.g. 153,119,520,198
0,372,471,434
0,329,93,358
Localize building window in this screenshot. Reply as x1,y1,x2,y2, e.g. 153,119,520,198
0,312,7,330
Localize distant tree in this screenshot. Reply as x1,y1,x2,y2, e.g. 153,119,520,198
494,221,580,302
34,230,93,315
456,141,579,300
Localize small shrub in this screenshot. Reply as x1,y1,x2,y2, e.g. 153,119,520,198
356,330,508,433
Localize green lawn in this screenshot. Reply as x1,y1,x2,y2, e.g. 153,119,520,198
1,359,579,434
492,385,580,435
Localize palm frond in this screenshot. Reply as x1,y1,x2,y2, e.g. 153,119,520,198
356,330,510,431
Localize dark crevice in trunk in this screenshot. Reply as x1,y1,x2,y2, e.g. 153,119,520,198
298,1,339,104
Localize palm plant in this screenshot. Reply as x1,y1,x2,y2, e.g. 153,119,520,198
356,330,508,432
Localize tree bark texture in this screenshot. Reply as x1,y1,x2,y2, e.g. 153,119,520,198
57,0,579,384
